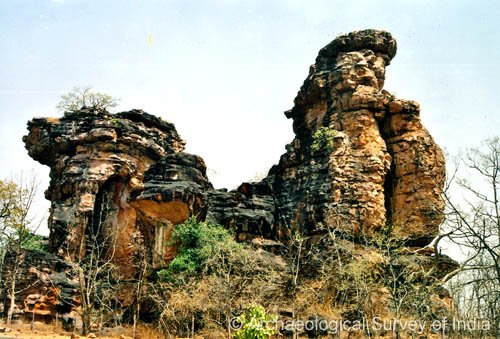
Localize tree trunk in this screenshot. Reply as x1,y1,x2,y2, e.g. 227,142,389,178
6,273,16,325
132,305,138,339
191,314,194,338
31,309,35,331
82,309,90,336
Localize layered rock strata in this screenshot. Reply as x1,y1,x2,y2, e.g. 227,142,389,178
267,30,445,245
1,249,79,320
22,109,201,275
12,29,449,320
22,29,446,272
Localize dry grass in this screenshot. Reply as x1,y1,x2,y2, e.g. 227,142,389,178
129,324,163,339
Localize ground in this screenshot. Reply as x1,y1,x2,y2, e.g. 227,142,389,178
0,322,162,339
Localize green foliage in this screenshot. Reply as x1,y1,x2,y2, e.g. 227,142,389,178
311,127,337,153
57,87,119,115
233,304,276,339
0,179,39,248
0,180,25,228
21,233,48,252
157,217,241,283
0,177,47,276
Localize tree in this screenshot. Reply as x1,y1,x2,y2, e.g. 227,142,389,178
154,217,242,337
61,179,121,335
130,233,148,339
69,236,119,335
56,87,119,114
157,217,242,284
150,218,284,338
441,137,500,337
0,175,44,325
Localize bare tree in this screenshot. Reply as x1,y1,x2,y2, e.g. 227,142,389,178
440,137,500,337
63,183,121,335
147,218,285,338
131,236,148,339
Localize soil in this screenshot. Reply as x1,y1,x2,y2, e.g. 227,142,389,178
0,324,126,339
0,329,123,338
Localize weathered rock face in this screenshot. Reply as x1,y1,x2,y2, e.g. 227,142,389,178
22,109,207,276
18,29,448,320
1,249,79,320
131,152,212,268
264,29,444,245
202,30,444,246
206,181,276,241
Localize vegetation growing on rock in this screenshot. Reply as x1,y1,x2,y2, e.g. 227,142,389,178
311,127,337,153
2,29,496,338
56,87,119,115
157,217,242,283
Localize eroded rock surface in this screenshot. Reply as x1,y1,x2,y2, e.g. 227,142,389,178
21,30,445,270
206,181,276,241
267,29,445,245
200,30,444,246
1,249,79,320
132,152,212,268
22,109,201,275
14,29,449,321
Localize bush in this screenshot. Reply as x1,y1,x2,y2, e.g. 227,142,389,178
21,233,48,252
157,217,241,283
57,87,118,114
233,304,277,339
152,218,285,337
311,127,337,153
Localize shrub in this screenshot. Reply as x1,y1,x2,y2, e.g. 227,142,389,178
152,218,285,336
311,127,337,153
233,304,277,339
21,233,48,252
157,217,241,283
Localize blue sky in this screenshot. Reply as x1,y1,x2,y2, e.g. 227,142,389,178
1,0,500,235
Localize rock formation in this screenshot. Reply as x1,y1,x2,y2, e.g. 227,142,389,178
208,30,445,247
9,29,450,324
1,249,79,321
274,30,445,245
22,109,196,275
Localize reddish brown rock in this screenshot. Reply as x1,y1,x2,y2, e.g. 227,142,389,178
268,29,445,244
23,109,207,275
16,29,449,322
131,152,212,268
383,99,445,244
1,249,79,321
22,31,444,259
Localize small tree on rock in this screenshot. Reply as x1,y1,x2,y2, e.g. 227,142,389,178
56,87,119,114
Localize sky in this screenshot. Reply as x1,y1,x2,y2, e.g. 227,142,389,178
1,0,500,238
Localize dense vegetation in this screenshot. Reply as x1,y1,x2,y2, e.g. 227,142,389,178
157,217,243,283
